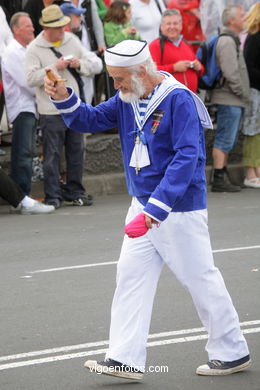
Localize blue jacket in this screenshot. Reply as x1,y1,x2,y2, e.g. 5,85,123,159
53,87,207,221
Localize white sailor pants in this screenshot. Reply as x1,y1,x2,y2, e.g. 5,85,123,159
106,198,249,369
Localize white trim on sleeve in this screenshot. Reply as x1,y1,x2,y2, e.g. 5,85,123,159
58,98,81,114
148,197,172,213
143,211,161,222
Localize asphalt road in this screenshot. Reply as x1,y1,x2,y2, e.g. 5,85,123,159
0,189,259,390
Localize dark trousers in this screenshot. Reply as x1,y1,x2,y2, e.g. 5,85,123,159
11,112,36,195
0,168,24,207
39,114,85,202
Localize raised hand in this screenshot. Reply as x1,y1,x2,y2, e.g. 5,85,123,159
44,68,69,101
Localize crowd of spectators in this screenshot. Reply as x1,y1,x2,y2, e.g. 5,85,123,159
0,0,259,215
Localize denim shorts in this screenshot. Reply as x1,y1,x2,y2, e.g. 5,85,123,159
214,105,243,153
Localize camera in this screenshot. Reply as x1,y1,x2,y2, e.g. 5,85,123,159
64,55,74,61
189,61,195,69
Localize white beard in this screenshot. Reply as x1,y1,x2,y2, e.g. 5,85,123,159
119,91,140,103
119,74,146,103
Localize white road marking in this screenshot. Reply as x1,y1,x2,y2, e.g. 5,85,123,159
213,245,260,253
24,244,260,277
28,261,118,275
0,321,259,371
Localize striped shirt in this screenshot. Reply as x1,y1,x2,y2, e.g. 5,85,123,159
137,84,160,127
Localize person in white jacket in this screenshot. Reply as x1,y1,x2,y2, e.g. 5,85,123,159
0,7,13,63
129,0,165,43
0,6,13,155
2,11,37,195
25,5,102,208
60,1,105,104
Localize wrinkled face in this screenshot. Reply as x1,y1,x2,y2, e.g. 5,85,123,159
44,26,65,42
230,7,245,33
69,13,82,32
160,14,182,41
14,15,35,45
107,65,146,103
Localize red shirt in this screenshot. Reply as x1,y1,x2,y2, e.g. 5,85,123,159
167,0,205,52
149,38,204,92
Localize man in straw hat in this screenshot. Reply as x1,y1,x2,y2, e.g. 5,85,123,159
44,39,251,378
25,5,102,208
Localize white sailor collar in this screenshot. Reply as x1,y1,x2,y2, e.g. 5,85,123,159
131,71,213,130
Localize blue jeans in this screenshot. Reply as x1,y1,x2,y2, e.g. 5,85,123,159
214,105,243,153
39,114,85,202
11,112,36,195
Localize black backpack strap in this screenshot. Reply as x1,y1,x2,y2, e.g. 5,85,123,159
218,32,240,57
199,41,207,66
50,47,86,102
154,0,163,14
159,34,168,63
81,0,98,51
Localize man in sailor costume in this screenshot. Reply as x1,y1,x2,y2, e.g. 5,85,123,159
44,40,251,379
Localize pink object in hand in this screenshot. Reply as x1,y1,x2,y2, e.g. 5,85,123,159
124,213,149,238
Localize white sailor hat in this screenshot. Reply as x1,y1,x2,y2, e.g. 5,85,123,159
104,40,150,67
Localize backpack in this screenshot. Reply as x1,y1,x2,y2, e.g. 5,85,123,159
196,33,240,90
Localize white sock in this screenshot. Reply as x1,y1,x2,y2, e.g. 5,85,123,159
20,196,37,208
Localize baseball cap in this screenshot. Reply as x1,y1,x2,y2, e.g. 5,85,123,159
60,2,86,16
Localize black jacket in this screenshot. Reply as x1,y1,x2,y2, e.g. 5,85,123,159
244,31,260,91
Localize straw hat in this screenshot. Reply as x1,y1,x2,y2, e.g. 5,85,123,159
39,5,70,28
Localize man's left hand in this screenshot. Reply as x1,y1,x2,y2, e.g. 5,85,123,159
69,58,80,69
145,215,160,229
193,59,202,72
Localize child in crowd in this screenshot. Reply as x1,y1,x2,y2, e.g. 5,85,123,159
104,1,141,47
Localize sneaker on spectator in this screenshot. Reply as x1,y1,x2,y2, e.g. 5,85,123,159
244,177,260,188
84,358,143,380
21,201,55,215
196,354,251,376
45,199,63,209
211,181,241,192
63,194,93,206
72,195,93,206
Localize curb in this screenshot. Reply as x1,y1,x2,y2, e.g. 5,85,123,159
31,164,245,198
0,164,245,205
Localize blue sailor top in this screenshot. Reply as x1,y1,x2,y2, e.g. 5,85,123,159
52,73,212,222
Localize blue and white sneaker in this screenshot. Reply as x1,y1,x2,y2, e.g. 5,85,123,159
196,354,251,376
84,358,143,380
